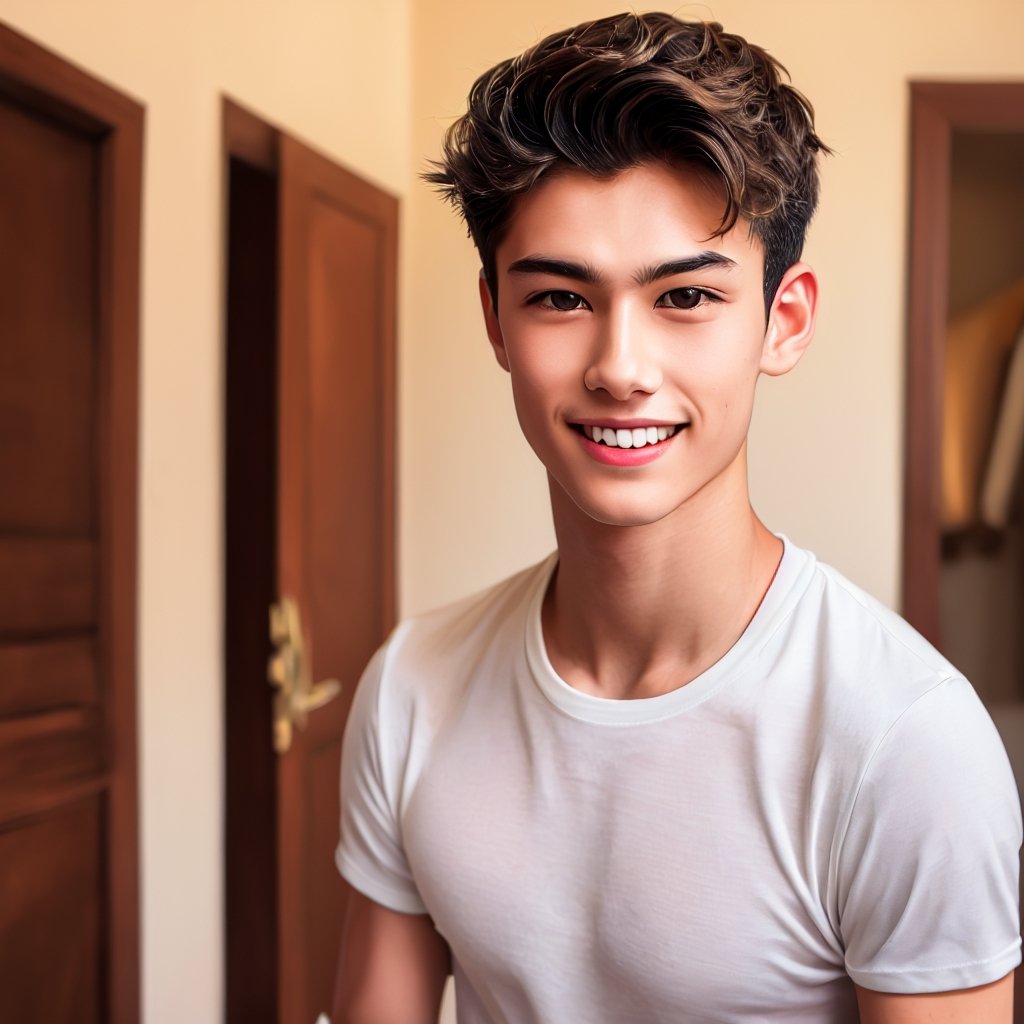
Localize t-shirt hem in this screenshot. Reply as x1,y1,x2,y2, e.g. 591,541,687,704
335,846,428,916
847,939,1022,994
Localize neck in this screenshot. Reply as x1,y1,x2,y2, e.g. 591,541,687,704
543,460,782,700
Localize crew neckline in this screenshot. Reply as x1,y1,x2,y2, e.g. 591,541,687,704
524,535,816,725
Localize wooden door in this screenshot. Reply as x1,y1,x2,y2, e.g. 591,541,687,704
0,23,142,1024
276,130,397,1024
224,103,396,1024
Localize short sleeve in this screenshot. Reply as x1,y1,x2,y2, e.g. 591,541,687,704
837,675,1022,993
336,639,428,915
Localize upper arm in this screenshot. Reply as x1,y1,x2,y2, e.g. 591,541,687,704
855,972,1014,1024
838,679,1021,993
331,887,450,1024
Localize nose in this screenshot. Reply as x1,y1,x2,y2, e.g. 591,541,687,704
583,305,662,399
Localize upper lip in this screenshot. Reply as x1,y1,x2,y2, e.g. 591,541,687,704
570,418,686,429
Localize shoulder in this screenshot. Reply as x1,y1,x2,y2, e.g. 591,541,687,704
763,542,1010,808
340,554,558,880
781,542,962,724
391,554,554,672
355,554,556,720
810,550,955,678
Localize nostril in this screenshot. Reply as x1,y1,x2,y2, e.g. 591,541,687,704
583,360,662,399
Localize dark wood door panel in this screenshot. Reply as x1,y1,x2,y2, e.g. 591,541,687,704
0,93,98,536
0,636,97,717
302,740,347,1007
0,706,105,824
0,539,97,633
305,201,389,702
0,795,104,1023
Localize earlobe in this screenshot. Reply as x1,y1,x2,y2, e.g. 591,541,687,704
760,262,818,377
479,272,510,373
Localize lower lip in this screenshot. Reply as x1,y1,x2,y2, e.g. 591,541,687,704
575,429,681,467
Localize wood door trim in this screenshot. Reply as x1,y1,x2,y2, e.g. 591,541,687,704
223,95,279,172
903,81,1024,646
0,23,141,135
0,22,143,1022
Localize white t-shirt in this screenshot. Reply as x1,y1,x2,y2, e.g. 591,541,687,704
337,538,1022,1023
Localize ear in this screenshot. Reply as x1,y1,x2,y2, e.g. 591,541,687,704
479,271,510,372
759,262,818,377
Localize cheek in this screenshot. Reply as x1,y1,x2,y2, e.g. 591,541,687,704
514,326,574,368
687,317,764,388
509,372,560,439
679,338,763,432
506,337,580,403
683,352,760,404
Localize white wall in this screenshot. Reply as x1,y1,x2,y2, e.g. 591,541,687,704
0,2,410,1021
404,0,1024,616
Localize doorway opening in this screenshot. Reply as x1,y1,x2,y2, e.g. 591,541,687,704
903,80,1024,1022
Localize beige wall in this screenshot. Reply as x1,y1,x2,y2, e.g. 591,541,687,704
2,0,1024,1021
0,1,410,1021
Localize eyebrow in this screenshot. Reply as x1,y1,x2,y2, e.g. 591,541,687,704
633,252,737,285
506,256,605,285
504,252,737,287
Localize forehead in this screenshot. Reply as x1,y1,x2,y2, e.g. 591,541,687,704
496,162,763,278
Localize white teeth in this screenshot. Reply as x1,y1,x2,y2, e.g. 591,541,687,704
585,424,680,448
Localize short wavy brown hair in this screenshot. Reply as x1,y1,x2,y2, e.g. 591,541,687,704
427,11,830,311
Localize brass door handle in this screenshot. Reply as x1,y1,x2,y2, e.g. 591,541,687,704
267,596,341,753
297,677,341,715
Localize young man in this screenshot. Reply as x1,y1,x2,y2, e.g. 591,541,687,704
332,12,1022,1023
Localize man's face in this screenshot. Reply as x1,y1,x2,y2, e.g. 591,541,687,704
481,161,805,530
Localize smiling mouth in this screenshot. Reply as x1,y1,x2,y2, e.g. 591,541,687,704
575,424,686,449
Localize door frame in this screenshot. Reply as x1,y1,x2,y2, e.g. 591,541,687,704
0,22,143,1022
902,82,1024,645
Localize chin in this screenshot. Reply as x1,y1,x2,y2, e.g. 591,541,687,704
565,488,689,529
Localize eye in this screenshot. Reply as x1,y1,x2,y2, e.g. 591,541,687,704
656,287,718,310
533,291,588,311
